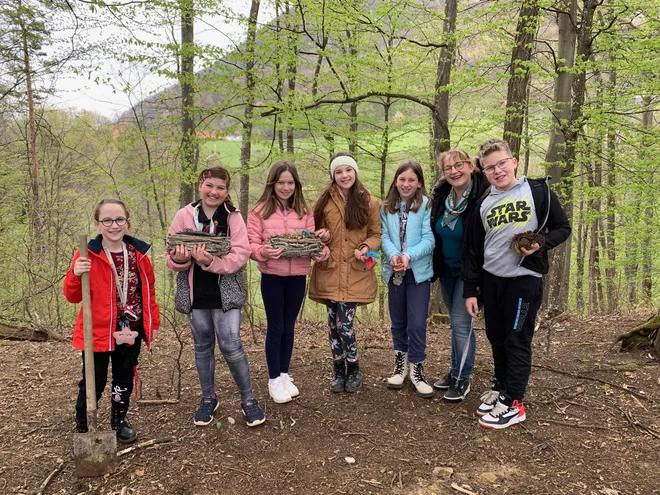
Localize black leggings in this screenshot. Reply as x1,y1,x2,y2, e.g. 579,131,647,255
75,337,142,423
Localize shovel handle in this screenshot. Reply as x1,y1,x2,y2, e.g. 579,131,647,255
79,235,97,430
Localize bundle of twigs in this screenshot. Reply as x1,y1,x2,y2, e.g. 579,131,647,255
266,234,324,258
166,229,231,257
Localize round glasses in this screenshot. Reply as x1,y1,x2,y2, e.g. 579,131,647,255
99,217,128,227
482,157,513,174
442,160,471,174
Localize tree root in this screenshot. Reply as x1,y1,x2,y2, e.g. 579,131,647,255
616,314,660,354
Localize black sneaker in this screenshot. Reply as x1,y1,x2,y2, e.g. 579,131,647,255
433,372,453,390
194,396,219,426
476,379,503,416
241,399,266,427
444,379,471,401
478,394,526,430
75,420,88,434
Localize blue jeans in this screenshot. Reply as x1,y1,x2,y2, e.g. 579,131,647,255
188,308,254,401
388,269,431,364
261,274,306,379
440,264,476,381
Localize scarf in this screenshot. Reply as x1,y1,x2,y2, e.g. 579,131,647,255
441,180,473,231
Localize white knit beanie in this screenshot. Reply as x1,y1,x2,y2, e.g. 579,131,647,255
329,155,358,180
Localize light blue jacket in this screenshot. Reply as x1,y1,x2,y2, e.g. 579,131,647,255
381,196,435,284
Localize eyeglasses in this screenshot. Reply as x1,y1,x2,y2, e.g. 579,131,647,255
99,217,128,227
482,157,513,174
442,160,471,174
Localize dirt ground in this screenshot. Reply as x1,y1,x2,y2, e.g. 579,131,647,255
1,310,659,495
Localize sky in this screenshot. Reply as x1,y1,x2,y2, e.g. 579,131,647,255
50,2,274,120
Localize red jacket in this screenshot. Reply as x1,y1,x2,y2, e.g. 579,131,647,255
63,235,160,352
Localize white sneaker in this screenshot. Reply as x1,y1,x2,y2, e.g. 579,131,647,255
476,389,501,416
280,373,299,398
410,362,435,398
268,377,292,404
387,351,408,389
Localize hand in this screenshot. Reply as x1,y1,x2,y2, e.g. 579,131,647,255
400,254,410,271
260,245,284,260
315,228,330,243
73,257,91,277
151,329,159,343
170,244,191,264
390,255,401,269
520,243,540,256
354,246,368,261
466,297,479,318
190,244,213,265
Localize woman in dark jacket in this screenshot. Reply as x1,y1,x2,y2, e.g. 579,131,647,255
430,149,489,401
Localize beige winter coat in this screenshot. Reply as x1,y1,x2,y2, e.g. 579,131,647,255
309,187,382,304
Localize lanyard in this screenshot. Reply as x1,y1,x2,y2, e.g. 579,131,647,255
193,204,216,234
102,240,129,310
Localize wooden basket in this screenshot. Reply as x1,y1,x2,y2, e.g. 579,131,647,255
266,234,324,258
166,229,231,257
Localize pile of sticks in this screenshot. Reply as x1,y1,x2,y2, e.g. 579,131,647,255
166,230,231,257
266,234,323,258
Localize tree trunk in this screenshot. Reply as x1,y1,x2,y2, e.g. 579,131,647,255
604,68,617,312
641,98,654,305
179,0,197,207
431,0,457,163
239,0,261,220
285,3,297,154
624,203,639,308
19,0,42,235
545,0,576,182
503,0,541,158
574,195,585,312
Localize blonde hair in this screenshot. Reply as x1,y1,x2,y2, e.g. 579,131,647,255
478,139,512,160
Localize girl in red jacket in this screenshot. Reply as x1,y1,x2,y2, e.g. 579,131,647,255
166,166,265,428
247,161,329,404
63,199,160,444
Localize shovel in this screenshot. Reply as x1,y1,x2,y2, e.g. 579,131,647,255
73,234,118,477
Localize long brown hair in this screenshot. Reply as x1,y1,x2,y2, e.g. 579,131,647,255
252,160,309,219
197,165,234,207
382,159,430,214
313,151,370,231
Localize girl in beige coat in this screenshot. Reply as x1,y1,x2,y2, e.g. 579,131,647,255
309,152,381,393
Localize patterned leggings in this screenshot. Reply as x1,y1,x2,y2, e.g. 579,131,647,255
326,300,358,363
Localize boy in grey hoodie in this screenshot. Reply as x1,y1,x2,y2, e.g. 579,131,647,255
462,139,571,429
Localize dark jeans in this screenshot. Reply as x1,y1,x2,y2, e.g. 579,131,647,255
388,269,431,364
261,273,306,379
188,308,254,401
75,336,142,423
482,271,543,401
326,300,358,362
440,264,476,380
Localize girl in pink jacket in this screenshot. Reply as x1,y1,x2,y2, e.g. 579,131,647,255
166,166,265,428
247,160,329,404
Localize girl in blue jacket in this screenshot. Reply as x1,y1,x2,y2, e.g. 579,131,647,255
381,159,435,398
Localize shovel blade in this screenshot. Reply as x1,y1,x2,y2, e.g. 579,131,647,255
74,432,118,477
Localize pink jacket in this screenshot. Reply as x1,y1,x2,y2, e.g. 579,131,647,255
247,204,329,277
165,203,250,300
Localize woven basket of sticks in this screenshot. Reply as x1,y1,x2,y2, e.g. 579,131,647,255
266,234,324,258
166,229,231,257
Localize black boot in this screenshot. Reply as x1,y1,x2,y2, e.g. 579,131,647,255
330,360,346,393
75,418,88,433
345,361,362,393
111,408,137,444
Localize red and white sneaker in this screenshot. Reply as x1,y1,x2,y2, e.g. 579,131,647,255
478,395,526,430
